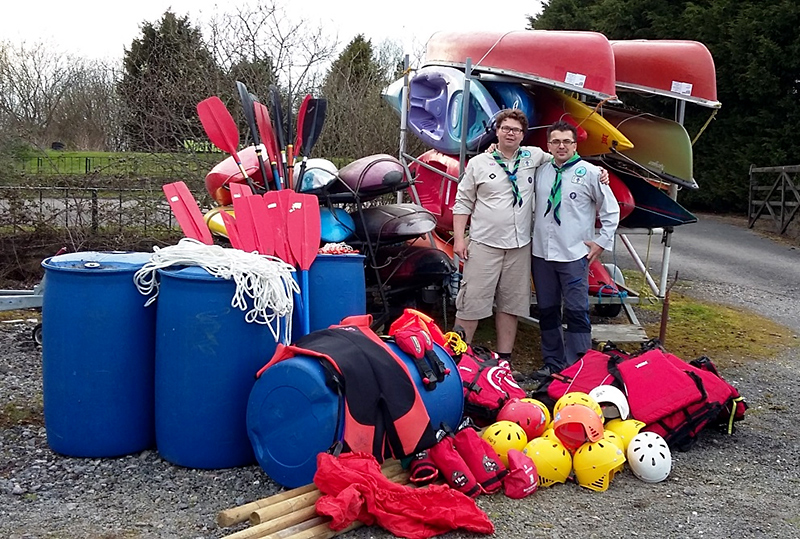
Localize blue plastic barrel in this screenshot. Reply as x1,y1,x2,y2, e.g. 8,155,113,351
247,341,462,487
294,254,366,335
41,251,156,457
154,266,280,469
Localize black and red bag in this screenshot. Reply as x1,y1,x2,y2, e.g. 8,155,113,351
454,345,526,425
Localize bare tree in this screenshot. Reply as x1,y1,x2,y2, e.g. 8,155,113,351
204,1,337,132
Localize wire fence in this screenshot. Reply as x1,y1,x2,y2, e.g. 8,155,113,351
9,154,222,179
0,185,199,235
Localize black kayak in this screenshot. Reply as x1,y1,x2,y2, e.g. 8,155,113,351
352,203,437,244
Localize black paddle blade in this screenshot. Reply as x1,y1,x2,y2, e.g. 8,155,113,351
301,99,327,156
236,81,261,146
269,85,286,150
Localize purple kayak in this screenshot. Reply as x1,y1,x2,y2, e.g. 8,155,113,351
332,154,406,195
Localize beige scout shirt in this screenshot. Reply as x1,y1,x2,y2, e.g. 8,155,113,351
452,147,549,249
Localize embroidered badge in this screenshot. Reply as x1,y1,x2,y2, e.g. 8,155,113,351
489,173,496,179
521,149,531,158
528,176,533,183
570,192,577,199
575,166,587,177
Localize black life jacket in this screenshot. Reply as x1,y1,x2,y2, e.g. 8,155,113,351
258,316,437,461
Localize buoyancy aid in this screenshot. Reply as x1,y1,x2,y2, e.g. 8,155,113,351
547,349,625,400
259,315,437,461
618,348,705,425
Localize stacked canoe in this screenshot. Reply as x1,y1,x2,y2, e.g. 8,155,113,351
383,30,723,231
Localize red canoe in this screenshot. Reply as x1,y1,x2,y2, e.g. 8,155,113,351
425,30,617,100
610,40,721,108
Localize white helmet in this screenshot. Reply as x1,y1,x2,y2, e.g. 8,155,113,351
626,431,672,483
589,385,630,420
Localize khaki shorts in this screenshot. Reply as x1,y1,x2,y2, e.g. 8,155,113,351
455,241,532,320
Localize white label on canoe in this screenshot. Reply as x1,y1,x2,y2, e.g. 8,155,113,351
671,81,694,95
565,72,587,88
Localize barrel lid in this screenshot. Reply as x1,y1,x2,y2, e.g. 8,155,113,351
42,251,153,272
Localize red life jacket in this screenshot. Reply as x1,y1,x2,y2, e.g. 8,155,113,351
454,345,526,425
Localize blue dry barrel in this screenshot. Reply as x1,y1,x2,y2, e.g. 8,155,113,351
41,251,156,457
247,340,462,487
292,253,366,335
154,266,280,469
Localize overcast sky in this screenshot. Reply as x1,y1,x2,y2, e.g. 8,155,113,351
1,0,543,61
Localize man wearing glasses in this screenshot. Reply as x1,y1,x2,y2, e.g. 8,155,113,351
451,109,547,365
531,120,620,382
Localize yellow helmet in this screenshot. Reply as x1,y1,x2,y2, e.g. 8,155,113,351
572,438,626,492
554,391,604,421
604,418,647,452
540,427,557,441
481,420,528,467
521,398,552,429
522,437,572,487
603,429,626,454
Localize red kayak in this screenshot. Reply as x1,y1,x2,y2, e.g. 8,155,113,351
408,149,461,235
610,40,720,108
204,146,271,205
425,30,617,100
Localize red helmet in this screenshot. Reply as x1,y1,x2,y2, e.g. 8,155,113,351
497,398,548,440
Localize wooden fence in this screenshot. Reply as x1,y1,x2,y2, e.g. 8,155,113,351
748,165,800,234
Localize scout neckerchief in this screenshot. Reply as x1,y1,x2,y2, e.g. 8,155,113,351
491,149,523,207
544,153,581,225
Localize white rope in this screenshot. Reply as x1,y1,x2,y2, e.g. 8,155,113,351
133,238,298,343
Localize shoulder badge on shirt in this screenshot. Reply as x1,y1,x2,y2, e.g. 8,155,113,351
570,192,577,199
521,149,531,158
575,166,587,177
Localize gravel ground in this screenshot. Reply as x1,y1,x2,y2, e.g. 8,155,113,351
3,217,800,538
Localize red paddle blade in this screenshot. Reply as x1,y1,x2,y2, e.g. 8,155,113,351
230,183,258,252
163,181,213,244
197,96,242,163
219,211,243,250
294,94,312,153
286,192,321,270
254,102,281,183
249,196,275,256
264,191,291,264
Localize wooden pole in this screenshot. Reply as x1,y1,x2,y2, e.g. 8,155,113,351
219,460,401,528
218,484,318,527
221,506,317,539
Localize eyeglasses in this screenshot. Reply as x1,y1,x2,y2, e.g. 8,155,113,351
498,126,524,135
548,139,576,146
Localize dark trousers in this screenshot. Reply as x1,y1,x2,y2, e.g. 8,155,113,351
531,256,592,372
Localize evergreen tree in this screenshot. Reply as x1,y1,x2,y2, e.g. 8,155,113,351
530,0,800,212
118,11,225,152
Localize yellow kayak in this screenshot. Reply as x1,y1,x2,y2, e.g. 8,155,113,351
203,206,234,239
534,87,634,157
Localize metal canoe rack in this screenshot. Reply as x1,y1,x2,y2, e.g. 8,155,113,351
393,52,702,343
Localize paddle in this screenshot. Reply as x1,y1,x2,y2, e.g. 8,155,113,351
253,99,284,190
249,195,275,257
269,85,288,184
162,181,213,245
285,191,321,336
263,190,291,264
219,211,243,250
294,98,328,191
293,94,312,163
197,96,260,195
235,81,269,192
229,183,258,252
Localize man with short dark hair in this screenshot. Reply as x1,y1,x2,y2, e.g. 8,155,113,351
531,120,620,379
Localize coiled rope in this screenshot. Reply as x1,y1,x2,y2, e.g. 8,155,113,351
133,238,298,343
